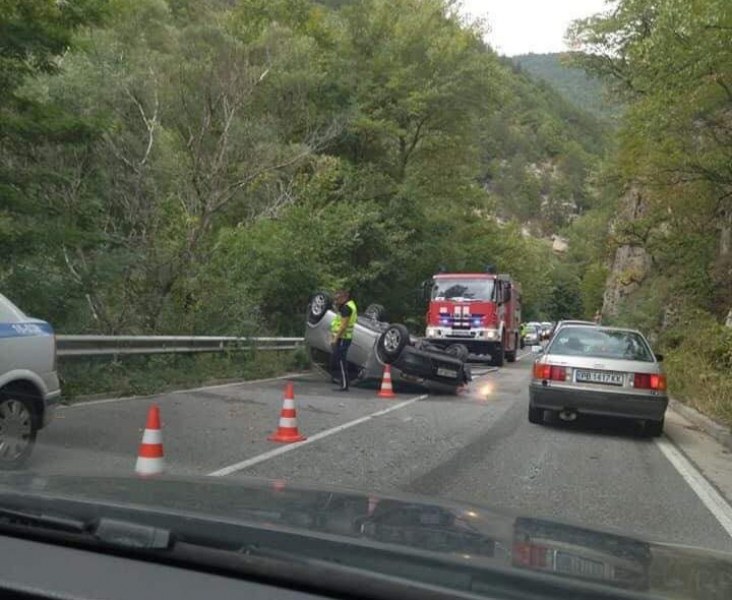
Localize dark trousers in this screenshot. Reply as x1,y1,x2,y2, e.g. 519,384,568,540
331,339,352,390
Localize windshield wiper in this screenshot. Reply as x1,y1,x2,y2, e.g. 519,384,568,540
0,505,170,549
0,505,88,533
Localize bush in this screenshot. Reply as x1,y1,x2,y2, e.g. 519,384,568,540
660,313,732,426
59,350,299,402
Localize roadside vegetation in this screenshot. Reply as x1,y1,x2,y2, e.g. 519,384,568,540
2,0,607,395
567,0,732,425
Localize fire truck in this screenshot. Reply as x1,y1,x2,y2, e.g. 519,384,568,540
424,270,522,366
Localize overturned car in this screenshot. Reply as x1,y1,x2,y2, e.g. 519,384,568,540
305,292,471,394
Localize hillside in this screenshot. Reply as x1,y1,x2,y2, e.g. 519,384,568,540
512,53,621,123
480,58,610,233
1,0,608,334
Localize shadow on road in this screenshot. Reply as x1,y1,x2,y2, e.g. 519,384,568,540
537,414,656,442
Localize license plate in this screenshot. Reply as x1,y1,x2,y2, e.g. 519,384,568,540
575,370,624,386
436,367,458,378
555,552,607,579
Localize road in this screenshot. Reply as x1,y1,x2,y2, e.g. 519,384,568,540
31,351,732,554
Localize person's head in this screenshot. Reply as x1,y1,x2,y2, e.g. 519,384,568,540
334,289,350,307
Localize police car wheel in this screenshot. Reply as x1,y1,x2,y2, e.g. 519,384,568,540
0,394,38,470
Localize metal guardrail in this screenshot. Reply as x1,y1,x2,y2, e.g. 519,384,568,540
56,335,304,358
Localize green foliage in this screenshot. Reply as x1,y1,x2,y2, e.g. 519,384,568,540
569,0,732,421
512,53,622,124
59,351,296,401
480,58,609,232
1,0,607,361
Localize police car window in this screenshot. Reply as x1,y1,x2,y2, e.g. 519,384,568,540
0,295,26,321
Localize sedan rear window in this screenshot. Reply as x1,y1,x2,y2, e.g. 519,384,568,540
548,327,655,362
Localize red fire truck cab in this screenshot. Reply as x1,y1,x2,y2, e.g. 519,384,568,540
424,271,522,366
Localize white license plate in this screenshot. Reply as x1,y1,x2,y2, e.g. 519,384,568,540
437,368,458,378
575,370,624,386
555,552,607,579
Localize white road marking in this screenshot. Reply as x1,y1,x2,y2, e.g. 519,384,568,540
208,394,427,477
62,372,309,408
655,437,732,539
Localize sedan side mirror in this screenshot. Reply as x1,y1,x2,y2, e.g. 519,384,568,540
655,353,664,362
531,345,543,354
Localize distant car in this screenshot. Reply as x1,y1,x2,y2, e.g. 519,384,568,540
305,292,471,393
522,323,542,346
0,293,60,468
528,325,668,436
540,321,553,340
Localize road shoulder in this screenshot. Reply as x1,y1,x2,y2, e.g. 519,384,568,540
665,405,732,505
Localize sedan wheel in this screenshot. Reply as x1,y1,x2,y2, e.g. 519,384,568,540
307,291,332,324
0,397,37,470
377,324,410,363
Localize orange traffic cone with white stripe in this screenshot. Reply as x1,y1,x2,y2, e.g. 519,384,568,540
377,364,396,398
135,404,164,477
268,382,306,443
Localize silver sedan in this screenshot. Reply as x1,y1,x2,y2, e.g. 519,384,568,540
528,325,668,436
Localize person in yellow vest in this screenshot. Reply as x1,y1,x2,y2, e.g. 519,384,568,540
330,289,358,391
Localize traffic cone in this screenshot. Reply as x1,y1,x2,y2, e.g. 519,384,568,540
268,382,306,443
135,404,164,477
377,364,396,398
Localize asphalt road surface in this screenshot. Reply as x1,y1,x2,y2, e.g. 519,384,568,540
31,351,732,554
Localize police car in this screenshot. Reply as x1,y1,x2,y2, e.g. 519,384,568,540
0,293,60,468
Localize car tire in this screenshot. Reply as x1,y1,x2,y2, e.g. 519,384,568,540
528,406,543,424
493,343,505,367
505,335,518,363
363,303,386,322
377,324,410,364
307,291,332,324
0,394,38,470
445,343,469,362
644,418,664,437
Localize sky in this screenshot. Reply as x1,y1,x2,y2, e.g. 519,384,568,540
460,0,610,57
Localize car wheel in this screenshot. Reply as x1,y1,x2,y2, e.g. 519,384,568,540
505,335,518,363
528,406,543,424
307,291,332,324
644,418,664,437
0,395,38,470
445,343,469,362
363,303,386,322
493,343,504,367
377,324,410,363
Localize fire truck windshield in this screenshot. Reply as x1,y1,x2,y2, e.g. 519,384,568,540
431,279,495,301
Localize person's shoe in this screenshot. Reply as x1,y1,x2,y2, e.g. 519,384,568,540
332,387,349,392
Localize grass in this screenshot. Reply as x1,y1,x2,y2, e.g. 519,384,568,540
660,316,732,427
59,348,311,403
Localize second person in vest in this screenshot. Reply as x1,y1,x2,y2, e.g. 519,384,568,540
331,289,358,391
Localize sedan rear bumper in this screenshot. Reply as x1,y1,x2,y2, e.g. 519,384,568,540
529,383,668,421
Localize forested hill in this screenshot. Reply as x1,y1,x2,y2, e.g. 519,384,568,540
483,58,609,231
2,0,607,336
512,53,620,123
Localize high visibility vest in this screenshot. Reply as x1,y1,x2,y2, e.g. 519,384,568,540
331,300,358,339
343,300,357,339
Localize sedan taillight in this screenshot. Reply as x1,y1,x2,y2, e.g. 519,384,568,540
533,363,566,381
633,373,667,391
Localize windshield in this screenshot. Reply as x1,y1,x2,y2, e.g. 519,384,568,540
431,279,494,301
2,0,731,596
548,327,655,362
